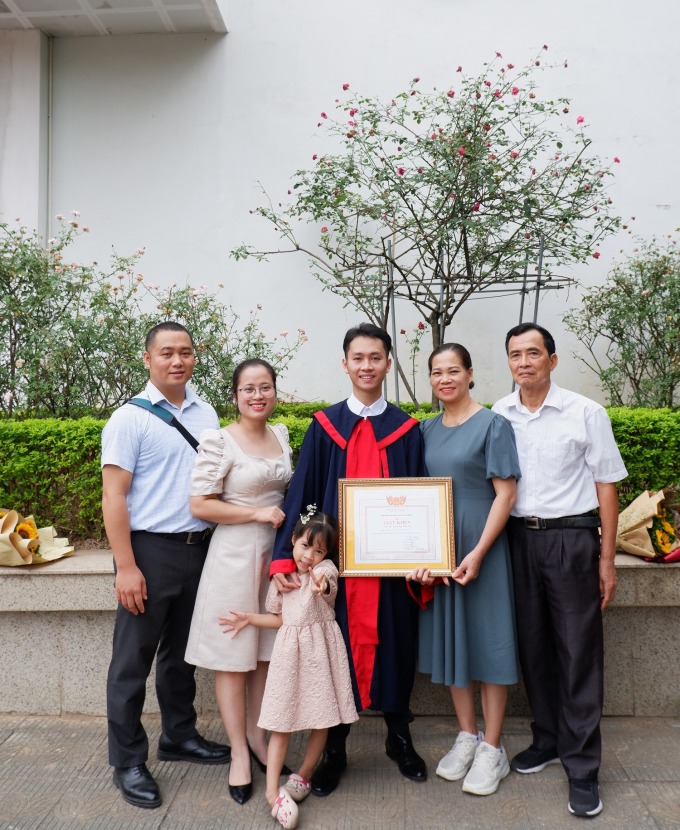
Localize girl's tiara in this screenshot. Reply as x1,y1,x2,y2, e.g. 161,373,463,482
300,504,317,524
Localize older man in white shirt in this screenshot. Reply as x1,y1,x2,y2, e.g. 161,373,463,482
493,323,627,820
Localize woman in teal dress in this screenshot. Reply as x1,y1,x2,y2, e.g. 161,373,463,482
408,343,520,798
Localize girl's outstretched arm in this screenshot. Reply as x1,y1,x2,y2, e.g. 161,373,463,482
219,610,282,638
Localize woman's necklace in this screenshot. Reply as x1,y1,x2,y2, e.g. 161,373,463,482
443,399,477,427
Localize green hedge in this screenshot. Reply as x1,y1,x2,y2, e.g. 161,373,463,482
0,407,677,542
0,418,105,540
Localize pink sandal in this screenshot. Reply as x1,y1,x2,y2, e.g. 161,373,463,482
284,773,312,802
271,787,298,829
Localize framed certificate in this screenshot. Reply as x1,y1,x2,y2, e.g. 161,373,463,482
338,477,454,576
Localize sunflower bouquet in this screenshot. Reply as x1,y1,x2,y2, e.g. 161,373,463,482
616,488,680,562
0,508,74,566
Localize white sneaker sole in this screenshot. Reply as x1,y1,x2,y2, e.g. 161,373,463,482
435,764,470,782
462,764,510,796
568,798,603,817
512,757,561,774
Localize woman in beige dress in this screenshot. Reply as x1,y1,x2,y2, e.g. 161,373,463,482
185,358,292,804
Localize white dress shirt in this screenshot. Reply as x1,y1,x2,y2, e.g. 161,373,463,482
346,393,387,417
493,382,627,519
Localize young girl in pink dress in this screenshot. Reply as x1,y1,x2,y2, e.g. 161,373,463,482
221,510,358,829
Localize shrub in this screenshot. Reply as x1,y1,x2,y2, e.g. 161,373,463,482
1,408,676,543
564,236,680,408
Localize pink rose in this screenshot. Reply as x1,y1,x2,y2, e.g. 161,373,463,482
321,226,328,233
592,251,600,259
349,108,358,117
614,156,621,163
397,167,405,176
447,89,455,98
417,321,425,330
312,154,317,160
458,146,466,156
417,167,423,173
342,83,349,90
576,115,585,124
493,89,502,98
400,328,407,335
413,76,421,83
321,112,327,119
484,80,491,87
473,202,480,212
512,86,520,95
510,150,519,159
506,63,514,69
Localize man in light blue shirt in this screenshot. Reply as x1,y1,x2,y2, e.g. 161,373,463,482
102,322,230,809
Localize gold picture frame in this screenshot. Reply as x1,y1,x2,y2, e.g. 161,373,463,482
338,477,455,576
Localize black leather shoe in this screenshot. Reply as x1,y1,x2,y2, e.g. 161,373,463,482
311,749,347,797
247,743,292,776
112,764,162,809
157,734,231,765
385,732,427,782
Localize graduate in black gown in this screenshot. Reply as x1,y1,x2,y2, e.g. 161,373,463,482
270,323,428,796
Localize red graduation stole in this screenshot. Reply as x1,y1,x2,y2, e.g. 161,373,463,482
315,410,417,710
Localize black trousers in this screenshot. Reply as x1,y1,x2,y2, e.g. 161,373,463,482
107,531,209,768
507,520,603,779
326,712,414,753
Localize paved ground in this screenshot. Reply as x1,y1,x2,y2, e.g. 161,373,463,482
1,714,679,830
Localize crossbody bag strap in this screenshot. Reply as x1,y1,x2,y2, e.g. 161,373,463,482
126,397,199,452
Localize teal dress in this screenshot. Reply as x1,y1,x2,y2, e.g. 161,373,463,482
419,408,520,687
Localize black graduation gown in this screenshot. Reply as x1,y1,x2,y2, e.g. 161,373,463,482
271,400,427,714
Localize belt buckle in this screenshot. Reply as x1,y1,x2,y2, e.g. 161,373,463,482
525,516,541,530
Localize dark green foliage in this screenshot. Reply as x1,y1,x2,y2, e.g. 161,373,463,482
0,418,105,539
608,408,680,506
1,408,675,542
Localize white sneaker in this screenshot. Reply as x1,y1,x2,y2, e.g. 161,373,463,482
462,741,510,796
436,731,482,781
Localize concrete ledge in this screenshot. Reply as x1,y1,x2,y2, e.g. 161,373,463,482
1,551,678,717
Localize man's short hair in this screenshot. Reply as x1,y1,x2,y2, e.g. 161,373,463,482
342,322,392,357
504,323,556,356
145,322,194,352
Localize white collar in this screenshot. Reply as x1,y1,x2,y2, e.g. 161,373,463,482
346,393,387,417
511,381,562,415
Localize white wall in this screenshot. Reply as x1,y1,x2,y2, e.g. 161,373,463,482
0,30,49,234
7,0,680,404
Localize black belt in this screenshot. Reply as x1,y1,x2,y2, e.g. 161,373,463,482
140,528,213,545
510,514,601,530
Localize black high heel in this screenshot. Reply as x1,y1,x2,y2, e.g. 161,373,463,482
229,760,253,805
247,743,291,776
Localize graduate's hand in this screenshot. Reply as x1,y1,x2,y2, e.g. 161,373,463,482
310,567,328,595
273,572,301,592
405,567,450,586
219,610,250,638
